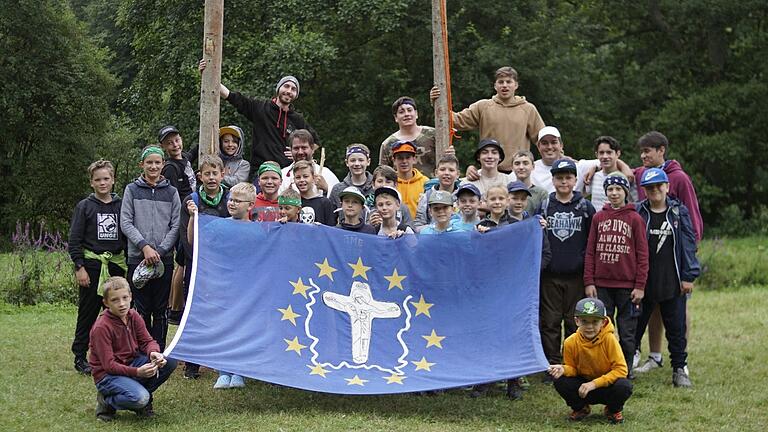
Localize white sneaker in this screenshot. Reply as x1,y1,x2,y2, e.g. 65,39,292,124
632,350,641,369
635,356,663,373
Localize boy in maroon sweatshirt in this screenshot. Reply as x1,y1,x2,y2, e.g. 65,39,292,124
584,173,649,376
89,277,177,421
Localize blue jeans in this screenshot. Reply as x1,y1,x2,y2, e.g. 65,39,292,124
96,354,177,411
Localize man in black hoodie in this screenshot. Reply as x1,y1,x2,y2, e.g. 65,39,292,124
199,60,319,173
68,160,127,375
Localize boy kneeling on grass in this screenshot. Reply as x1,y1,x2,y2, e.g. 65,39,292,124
548,298,632,424
90,276,177,422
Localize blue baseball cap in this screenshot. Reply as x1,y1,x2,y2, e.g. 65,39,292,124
506,181,532,196
639,168,669,186
474,138,505,163
550,158,577,175
455,183,482,198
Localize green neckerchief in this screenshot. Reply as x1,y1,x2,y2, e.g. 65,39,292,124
199,185,224,207
83,250,128,296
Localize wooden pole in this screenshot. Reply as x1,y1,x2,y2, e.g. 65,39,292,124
431,0,450,159
198,0,224,159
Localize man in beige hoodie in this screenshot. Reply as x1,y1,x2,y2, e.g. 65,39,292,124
430,66,544,173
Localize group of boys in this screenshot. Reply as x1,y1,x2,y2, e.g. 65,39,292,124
67,64,703,424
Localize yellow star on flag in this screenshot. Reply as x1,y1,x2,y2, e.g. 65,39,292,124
384,268,407,290
348,257,371,280
277,305,301,326
412,357,435,371
284,337,307,356
290,278,310,298
384,373,406,384
315,258,338,281
422,329,446,348
345,375,368,386
307,364,330,378
410,294,434,318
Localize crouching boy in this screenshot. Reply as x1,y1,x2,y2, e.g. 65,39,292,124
548,298,633,424
90,276,177,422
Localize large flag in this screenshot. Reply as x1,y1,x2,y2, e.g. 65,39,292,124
166,215,548,394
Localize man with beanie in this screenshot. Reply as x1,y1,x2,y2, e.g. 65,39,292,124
199,60,319,172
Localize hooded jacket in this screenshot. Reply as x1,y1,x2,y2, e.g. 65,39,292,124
451,95,544,172
637,197,701,301
252,192,280,222
584,203,649,291
562,320,628,388
539,192,596,274
120,176,181,264
414,180,461,230
218,125,251,187
68,193,126,269
329,171,374,209
337,217,377,234
89,309,160,384
397,169,428,219
225,92,319,170
634,160,703,242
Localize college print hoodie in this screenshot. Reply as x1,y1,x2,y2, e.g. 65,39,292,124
584,203,649,291
219,125,251,187
634,160,703,242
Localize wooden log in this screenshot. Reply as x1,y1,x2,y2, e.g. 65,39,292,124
198,0,224,158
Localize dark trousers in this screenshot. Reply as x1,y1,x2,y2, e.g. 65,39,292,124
597,287,637,374
71,260,126,358
128,260,173,351
554,376,632,413
540,273,584,363
635,294,688,369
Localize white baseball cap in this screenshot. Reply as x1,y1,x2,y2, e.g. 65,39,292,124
537,126,562,142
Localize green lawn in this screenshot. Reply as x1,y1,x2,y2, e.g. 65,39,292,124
1,287,766,431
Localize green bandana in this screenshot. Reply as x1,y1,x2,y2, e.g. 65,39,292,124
198,185,224,207
258,162,282,178
140,146,164,161
278,196,302,207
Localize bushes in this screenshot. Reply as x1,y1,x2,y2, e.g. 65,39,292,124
697,236,768,291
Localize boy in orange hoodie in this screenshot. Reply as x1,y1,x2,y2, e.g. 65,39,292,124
548,298,633,424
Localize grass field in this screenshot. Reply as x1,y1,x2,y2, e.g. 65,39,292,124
1,286,766,431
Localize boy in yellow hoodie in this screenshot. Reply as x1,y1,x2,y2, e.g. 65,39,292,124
548,298,633,424
391,140,427,218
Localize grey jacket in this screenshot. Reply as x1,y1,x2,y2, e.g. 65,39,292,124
120,176,181,264
219,125,251,187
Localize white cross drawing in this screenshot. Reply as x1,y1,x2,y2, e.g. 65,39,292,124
322,281,401,364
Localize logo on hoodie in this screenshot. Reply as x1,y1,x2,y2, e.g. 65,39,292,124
97,213,119,240
547,212,583,242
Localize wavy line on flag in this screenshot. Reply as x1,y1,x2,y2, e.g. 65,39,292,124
304,278,412,375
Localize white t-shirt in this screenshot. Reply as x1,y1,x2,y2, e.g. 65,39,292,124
464,171,516,198
279,162,339,198
532,159,598,194
587,169,639,211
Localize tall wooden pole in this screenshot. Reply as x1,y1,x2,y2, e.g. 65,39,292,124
198,0,224,159
431,0,450,159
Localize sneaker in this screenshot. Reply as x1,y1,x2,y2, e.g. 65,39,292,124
133,401,155,418
505,379,523,400
168,310,182,326
183,364,201,379
95,392,115,422
604,407,624,424
672,367,692,388
635,356,663,373
469,383,492,398
568,405,590,421
74,356,92,375
517,376,530,390
229,374,246,388
632,350,641,369
213,374,231,389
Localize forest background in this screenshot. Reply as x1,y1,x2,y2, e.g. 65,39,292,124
2,0,767,242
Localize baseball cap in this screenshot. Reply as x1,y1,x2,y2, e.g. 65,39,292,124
506,181,532,196
474,138,505,163
132,261,165,290
428,190,453,206
157,125,179,144
537,126,561,142
339,186,366,204
550,158,577,175
219,125,241,140
391,140,417,155
455,183,482,199
639,168,669,187
574,298,607,319
373,186,401,203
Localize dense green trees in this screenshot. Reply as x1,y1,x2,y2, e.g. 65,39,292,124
1,0,766,236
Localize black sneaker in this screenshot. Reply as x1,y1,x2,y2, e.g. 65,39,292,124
133,401,155,418
506,379,524,400
183,364,201,379
96,392,115,422
469,383,492,398
75,356,92,375
168,310,183,326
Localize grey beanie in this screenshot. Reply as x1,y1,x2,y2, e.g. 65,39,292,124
276,76,300,98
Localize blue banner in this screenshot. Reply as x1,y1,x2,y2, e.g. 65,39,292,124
166,215,548,394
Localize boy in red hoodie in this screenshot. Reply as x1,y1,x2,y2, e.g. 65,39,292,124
584,173,649,376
